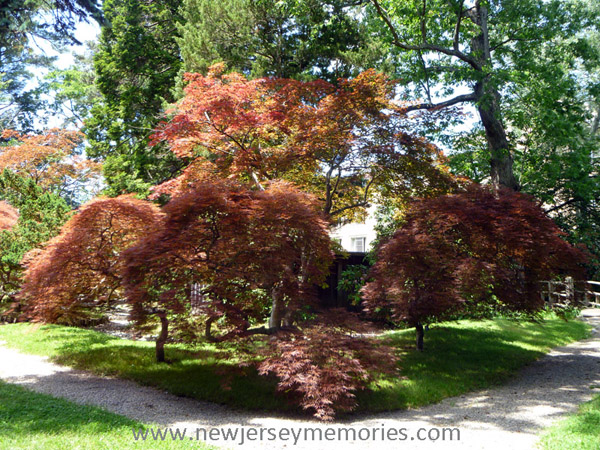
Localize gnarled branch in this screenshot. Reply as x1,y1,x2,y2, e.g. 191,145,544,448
370,0,482,70
400,91,478,113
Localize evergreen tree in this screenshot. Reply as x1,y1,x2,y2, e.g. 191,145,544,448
84,0,183,195
177,0,369,83
0,171,71,309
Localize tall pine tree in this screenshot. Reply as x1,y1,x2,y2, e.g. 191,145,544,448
84,0,183,195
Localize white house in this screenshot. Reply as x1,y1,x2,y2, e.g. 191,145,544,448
329,206,378,253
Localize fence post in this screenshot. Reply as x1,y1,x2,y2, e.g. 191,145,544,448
548,281,554,307
566,276,574,303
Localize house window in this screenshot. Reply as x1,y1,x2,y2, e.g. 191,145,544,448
350,237,366,253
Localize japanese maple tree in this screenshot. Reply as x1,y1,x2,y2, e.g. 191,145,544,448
258,309,399,421
151,66,457,221
362,184,588,351
256,300,404,422
122,177,333,361
0,201,17,231
19,196,163,325
0,128,100,201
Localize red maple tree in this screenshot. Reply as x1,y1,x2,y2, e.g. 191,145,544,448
361,184,588,350
122,177,333,361
19,196,163,325
0,129,100,196
151,66,457,220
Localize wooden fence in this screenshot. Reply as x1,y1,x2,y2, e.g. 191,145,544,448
541,279,600,308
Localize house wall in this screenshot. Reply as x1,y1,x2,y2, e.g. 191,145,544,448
329,207,378,252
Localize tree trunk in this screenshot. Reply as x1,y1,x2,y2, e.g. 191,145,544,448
475,82,519,191
416,322,424,351
592,104,600,136
471,1,519,192
155,310,169,363
204,316,215,341
268,288,284,331
282,309,294,327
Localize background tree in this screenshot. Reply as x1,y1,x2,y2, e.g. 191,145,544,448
152,67,457,221
0,44,52,131
362,184,588,350
360,0,594,191
0,171,71,314
0,0,102,130
46,42,101,128
0,129,100,204
445,4,600,276
0,1,103,44
84,0,183,195
177,0,368,83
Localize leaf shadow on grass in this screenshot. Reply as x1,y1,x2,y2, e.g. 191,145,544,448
354,318,592,413
41,327,297,413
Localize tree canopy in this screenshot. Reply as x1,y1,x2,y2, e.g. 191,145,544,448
361,0,593,190
19,195,163,325
152,66,457,221
0,171,71,310
177,0,367,83
0,129,99,203
362,184,588,350
84,0,183,195
0,0,102,130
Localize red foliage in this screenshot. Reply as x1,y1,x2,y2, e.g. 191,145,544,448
151,64,330,179
151,66,457,219
362,185,588,332
0,129,100,193
19,196,163,324
258,310,399,421
0,201,18,230
123,178,334,336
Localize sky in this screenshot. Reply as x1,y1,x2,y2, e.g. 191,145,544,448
39,20,100,69
29,19,100,129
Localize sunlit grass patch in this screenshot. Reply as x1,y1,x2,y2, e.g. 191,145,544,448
0,315,590,416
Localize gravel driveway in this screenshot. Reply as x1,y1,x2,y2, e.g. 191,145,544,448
1,309,599,450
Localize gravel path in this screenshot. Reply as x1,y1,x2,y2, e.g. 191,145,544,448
1,310,600,450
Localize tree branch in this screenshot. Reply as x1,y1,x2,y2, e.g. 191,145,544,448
453,0,465,51
421,0,428,43
370,0,482,70
544,198,579,214
330,201,369,218
490,31,532,52
400,91,477,112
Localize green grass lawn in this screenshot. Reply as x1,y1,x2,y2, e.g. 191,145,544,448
539,393,600,450
0,381,212,450
0,315,591,416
